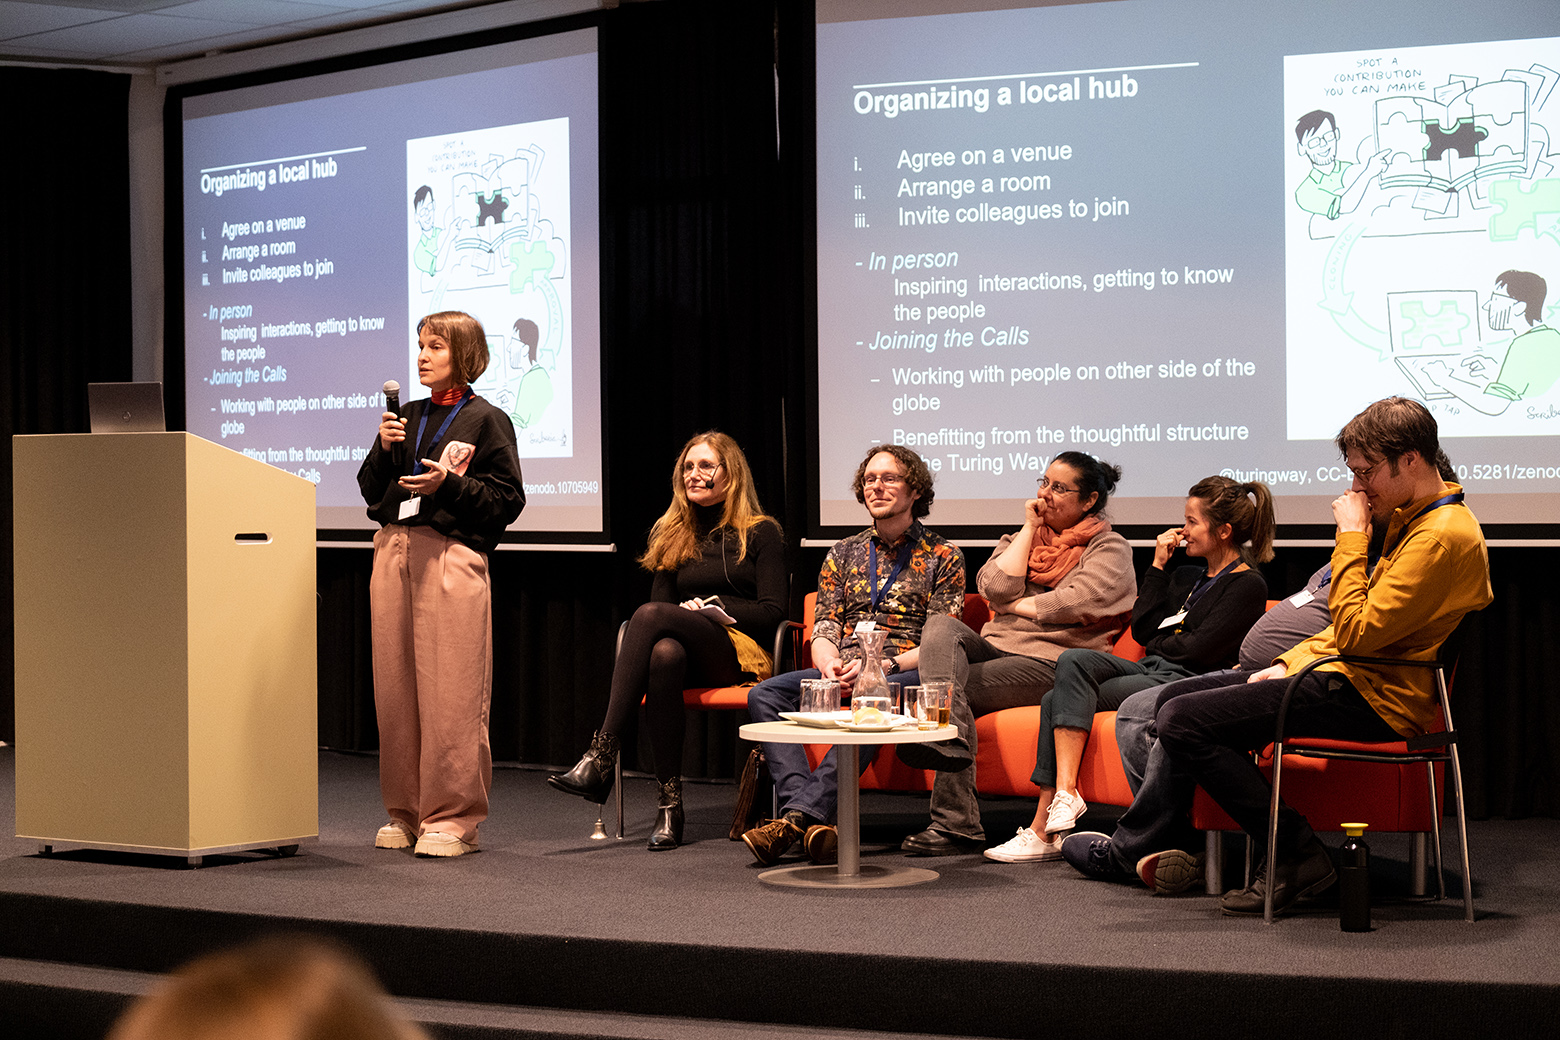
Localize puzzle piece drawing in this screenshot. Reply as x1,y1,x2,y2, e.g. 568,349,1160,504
1424,119,1487,161
475,190,509,226
509,238,555,294
1395,299,1474,350
1489,177,1560,240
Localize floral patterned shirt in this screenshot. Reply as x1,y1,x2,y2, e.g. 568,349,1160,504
812,520,966,663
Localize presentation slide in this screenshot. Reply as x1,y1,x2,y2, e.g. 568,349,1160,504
816,0,1560,529
180,28,602,535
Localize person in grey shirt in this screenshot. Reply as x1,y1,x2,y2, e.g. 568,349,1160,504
1060,561,1342,891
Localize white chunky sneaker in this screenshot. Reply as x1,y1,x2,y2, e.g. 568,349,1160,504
414,831,477,857
374,820,415,849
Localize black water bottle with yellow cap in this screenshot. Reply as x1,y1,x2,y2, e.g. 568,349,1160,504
1339,822,1371,932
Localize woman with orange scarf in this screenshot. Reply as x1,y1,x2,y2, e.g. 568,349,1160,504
983,474,1274,863
899,452,1137,857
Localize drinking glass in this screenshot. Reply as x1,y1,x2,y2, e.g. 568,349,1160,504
800,678,840,714
917,682,952,730
903,686,925,728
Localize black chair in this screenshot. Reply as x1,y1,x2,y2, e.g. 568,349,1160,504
1262,632,1472,924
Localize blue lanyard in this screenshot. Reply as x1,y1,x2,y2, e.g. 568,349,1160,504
1409,492,1464,523
411,390,471,476
868,535,916,613
1181,556,1243,613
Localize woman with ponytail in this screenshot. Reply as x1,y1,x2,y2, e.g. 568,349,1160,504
984,476,1274,863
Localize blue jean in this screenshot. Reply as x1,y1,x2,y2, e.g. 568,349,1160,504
1105,670,1241,873
1157,671,1399,858
1030,649,1195,788
747,667,921,824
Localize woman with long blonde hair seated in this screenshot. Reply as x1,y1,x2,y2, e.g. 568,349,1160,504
549,432,785,849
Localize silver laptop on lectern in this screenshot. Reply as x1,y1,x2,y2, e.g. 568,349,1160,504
88,382,166,433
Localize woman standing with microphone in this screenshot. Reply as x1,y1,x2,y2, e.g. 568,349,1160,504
358,311,525,858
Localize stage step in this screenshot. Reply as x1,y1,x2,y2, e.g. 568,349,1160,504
0,955,973,1040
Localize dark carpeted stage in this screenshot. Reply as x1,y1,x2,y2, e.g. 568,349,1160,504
0,745,1556,1039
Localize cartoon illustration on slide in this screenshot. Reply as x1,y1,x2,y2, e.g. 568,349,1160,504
407,118,573,457
1284,36,1560,438
411,185,461,280
472,316,557,431
1293,109,1389,220
1410,270,1560,414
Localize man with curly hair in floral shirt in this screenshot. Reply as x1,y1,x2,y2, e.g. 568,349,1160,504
743,444,965,865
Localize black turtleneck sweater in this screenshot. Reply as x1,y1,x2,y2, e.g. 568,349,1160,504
647,505,787,646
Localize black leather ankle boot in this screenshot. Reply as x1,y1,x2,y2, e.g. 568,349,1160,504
546,731,620,804
647,777,684,850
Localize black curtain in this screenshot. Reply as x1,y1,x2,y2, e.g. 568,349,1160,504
0,67,135,742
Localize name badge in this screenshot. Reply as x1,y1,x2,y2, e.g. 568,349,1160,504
398,495,421,520
1288,589,1315,607
1157,611,1187,630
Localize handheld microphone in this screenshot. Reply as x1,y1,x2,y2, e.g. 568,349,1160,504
383,380,403,463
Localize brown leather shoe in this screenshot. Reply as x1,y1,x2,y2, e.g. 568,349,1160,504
1220,838,1335,916
804,824,838,864
741,816,804,866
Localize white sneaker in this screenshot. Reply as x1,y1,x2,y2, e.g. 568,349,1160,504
1044,790,1088,835
983,827,1064,863
414,831,477,857
374,820,415,849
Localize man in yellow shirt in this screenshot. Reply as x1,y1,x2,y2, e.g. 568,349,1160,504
1156,397,1492,916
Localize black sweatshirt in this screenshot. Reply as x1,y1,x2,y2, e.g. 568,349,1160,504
357,395,525,553
1131,564,1268,672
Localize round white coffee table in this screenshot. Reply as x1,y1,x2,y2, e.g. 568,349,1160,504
738,720,958,889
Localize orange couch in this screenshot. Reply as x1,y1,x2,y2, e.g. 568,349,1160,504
806,594,1143,809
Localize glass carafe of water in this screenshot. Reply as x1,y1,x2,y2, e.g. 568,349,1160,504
851,627,893,724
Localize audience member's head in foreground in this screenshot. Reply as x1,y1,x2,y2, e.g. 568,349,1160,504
107,935,428,1040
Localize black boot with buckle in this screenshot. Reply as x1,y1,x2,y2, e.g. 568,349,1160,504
648,777,684,850
547,730,620,804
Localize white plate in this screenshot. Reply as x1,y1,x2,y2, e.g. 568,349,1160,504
779,711,850,728
839,713,915,732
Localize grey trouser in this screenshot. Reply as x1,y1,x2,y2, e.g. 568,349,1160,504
916,613,1057,840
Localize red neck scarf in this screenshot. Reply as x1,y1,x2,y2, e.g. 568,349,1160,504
1027,516,1108,588
431,386,467,406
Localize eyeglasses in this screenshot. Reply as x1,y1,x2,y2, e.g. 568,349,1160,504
1301,129,1339,154
1037,477,1081,496
682,461,723,477
1348,459,1386,483
862,474,905,489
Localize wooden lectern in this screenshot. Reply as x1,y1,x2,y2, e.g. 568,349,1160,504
12,432,318,864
